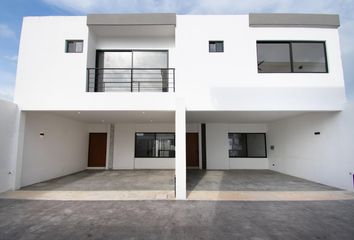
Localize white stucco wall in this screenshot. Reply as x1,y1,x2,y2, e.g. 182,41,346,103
14,15,345,112
268,102,354,191
176,15,345,111
21,112,89,187
14,17,177,112
113,123,175,169
0,100,19,192
206,123,268,169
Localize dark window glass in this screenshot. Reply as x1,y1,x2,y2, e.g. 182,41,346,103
135,133,175,158
228,133,267,158
66,40,83,53
209,41,224,52
228,133,247,157
156,133,175,157
257,43,291,73
135,133,155,157
257,41,328,73
292,42,327,73
246,134,266,157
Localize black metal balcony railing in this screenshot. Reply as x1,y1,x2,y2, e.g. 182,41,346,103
87,68,175,92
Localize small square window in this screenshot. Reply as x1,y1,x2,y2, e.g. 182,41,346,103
66,40,83,53
209,41,224,52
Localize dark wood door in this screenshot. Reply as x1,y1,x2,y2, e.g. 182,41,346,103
186,133,199,167
88,133,107,167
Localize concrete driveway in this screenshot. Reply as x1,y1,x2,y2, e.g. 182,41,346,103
0,199,354,240
1,170,353,201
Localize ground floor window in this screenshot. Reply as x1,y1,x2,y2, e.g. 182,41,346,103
228,133,267,158
135,133,175,158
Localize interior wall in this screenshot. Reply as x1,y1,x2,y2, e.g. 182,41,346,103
113,123,175,169
21,112,89,187
268,102,354,191
206,123,268,169
0,100,19,193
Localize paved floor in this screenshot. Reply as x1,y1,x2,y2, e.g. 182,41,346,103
187,170,339,191
22,170,175,191
22,169,337,192
1,199,354,240
5,170,346,201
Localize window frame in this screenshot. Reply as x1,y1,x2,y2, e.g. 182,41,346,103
209,41,224,53
228,133,267,158
134,132,175,158
256,41,328,74
65,40,84,53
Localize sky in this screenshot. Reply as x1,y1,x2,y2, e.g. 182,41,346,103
0,0,353,101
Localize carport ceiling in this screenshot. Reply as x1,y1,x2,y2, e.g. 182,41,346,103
186,111,307,123
47,111,175,123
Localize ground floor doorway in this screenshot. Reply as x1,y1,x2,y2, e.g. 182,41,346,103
88,133,107,167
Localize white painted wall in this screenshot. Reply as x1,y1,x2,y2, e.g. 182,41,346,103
206,123,268,169
21,112,89,187
113,123,175,169
14,15,345,112
0,100,19,192
176,15,345,111
268,102,354,191
14,17,176,112
15,17,88,110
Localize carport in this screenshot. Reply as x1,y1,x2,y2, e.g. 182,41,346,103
6,109,352,201
184,110,351,200
15,110,179,200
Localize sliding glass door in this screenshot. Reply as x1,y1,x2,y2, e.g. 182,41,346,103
96,50,168,92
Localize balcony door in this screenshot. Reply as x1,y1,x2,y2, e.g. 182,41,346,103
96,50,168,92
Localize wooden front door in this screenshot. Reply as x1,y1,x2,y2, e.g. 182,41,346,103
186,133,199,167
88,133,107,167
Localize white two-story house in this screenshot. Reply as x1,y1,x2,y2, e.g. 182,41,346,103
11,13,349,199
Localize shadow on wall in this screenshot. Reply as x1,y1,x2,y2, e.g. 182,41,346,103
0,99,19,193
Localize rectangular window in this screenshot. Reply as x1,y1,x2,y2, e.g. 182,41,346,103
257,43,291,73
228,133,267,158
95,50,169,92
292,42,327,73
135,133,175,158
257,41,328,73
66,40,83,53
209,41,224,52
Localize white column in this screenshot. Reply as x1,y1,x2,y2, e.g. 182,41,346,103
175,98,186,200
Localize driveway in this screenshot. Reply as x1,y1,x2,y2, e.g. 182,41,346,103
0,199,354,240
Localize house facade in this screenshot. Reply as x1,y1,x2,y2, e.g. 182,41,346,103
10,13,349,199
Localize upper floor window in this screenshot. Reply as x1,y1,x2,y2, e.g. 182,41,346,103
66,40,83,53
209,41,224,52
257,41,328,73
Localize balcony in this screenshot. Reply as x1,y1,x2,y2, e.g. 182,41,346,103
87,68,175,92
